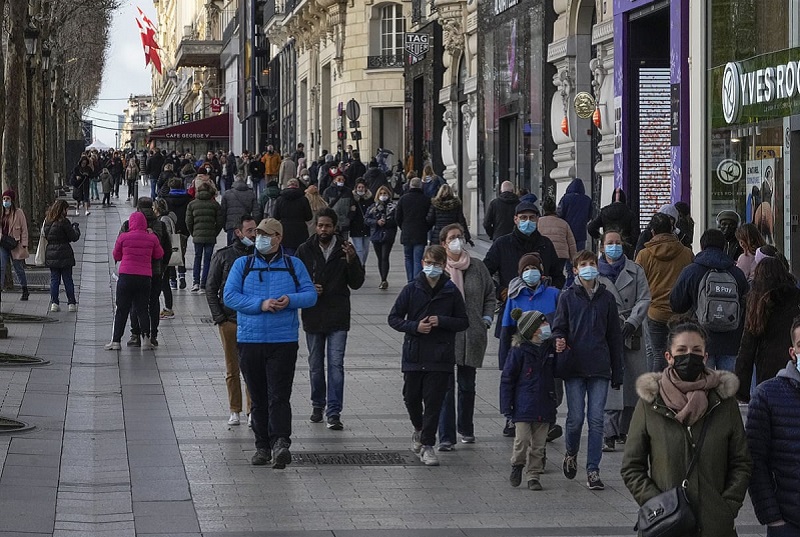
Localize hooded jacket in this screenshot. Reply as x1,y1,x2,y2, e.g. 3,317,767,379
746,361,800,528
669,247,748,356
113,212,164,276
120,208,172,276
274,187,313,249
206,239,253,324
500,336,558,424
557,179,592,244
483,191,519,240
43,217,80,268
394,187,431,246
221,180,260,230
165,189,192,235
363,167,388,195
635,233,694,322
186,189,223,244
426,197,471,244
622,371,751,537
322,184,355,232
587,200,640,256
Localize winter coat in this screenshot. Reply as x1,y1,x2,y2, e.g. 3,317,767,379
71,166,91,202
388,272,470,373
635,233,694,323
421,175,445,198
248,159,265,180
394,187,431,246
120,208,172,277
746,362,800,528
345,160,367,189
599,258,652,409
156,171,175,196
426,197,471,244
186,190,223,244
43,217,80,268
259,180,281,218
164,189,192,235
500,337,558,424
125,165,139,185
349,192,373,238
484,228,564,293
537,214,576,261
262,152,281,176
724,237,743,262
206,239,253,324
99,170,113,194
364,200,397,244
678,214,695,248
295,234,365,333
112,212,164,277
278,159,297,186
499,279,560,369
587,201,640,258
273,187,313,249
556,179,592,244
484,191,519,240
364,167,388,195
736,285,800,401
552,281,624,385
2,208,29,261
223,250,317,343
452,257,496,368
669,247,748,356
322,184,355,233
621,371,752,537
221,180,260,231
145,152,165,177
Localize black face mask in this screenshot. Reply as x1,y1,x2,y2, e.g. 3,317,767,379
671,353,706,382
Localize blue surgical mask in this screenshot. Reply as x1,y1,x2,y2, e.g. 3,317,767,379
2,201,10,209
255,235,272,254
423,265,443,278
538,325,552,340
578,266,599,281
517,220,536,235
604,244,623,260
240,236,254,247
522,269,541,286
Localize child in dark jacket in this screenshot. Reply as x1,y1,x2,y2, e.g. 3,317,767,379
553,250,623,491
500,308,557,491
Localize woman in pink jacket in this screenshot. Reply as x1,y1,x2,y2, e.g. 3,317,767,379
105,211,164,350
0,190,29,300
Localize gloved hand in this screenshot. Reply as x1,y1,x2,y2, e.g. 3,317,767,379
468,239,475,247
621,322,635,339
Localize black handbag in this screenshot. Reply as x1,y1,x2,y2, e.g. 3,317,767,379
635,414,712,537
0,234,18,251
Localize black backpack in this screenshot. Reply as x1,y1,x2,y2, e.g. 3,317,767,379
696,269,741,332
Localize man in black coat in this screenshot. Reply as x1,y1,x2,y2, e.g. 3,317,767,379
145,148,165,199
206,215,256,426
363,159,388,195
344,152,366,189
484,181,519,240
394,177,432,283
296,208,365,430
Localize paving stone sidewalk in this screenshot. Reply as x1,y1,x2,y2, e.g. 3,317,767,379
0,202,765,536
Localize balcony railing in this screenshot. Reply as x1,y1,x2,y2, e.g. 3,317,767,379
367,54,405,69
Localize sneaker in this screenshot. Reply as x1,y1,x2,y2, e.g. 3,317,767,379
85,210,90,216
527,478,543,491
169,280,178,290
68,303,78,312
563,453,578,480
272,438,292,469
247,413,252,428
437,442,454,452
179,277,187,290
191,283,200,293
379,280,388,290
150,337,159,347
418,446,439,466
602,438,616,452
547,424,563,442
309,407,324,423
460,435,476,444
141,338,153,350
326,415,344,430
104,341,121,351
509,464,523,487
411,430,422,453
228,412,241,426
159,309,175,319
616,434,627,445
251,448,271,466
50,303,60,312
127,334,141,347
503,419,515,437
587,471,605,490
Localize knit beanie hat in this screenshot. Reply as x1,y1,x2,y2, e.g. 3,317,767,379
2,190,15,200
511,308,547,340
518,252,543,276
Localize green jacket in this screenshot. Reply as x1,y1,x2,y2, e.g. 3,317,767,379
621,371,751,537
186,190,223,244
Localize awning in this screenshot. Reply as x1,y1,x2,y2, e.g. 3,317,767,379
148,113,229,141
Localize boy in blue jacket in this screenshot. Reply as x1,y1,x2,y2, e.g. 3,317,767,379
553,250,623,491
500,308,557,491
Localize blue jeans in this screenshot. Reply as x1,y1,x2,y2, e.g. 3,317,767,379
49,267,76,305
0,247,27,287
351,236,370,266
645,317,670,373
90,180,99,199
306,330,348,417
438,364,477,443
564,377,609,473
707,354,736,373
193,242,214,286
149,175,157,199
403,243,425,283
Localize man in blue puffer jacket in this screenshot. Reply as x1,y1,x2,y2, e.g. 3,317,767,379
224,218,317,469
746,317,800,536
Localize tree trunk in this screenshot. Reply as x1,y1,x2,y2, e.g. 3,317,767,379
31,66,46,227
2,1,27,193
0,0,7,181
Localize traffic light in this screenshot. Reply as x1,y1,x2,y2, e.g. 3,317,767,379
337,130,347,141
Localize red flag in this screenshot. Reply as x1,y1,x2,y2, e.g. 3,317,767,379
135,8,162,74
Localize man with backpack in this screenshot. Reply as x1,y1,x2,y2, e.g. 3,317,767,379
669,228,748,372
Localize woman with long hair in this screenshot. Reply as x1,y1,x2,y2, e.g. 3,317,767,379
735,223,765,281
426,184,470,246
420,164,444,198
364,185,397,289
304,184,328,236
43,200,81,311
0,190,29,300
735,257,800,401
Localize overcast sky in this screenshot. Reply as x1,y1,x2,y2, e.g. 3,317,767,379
86,0,155,147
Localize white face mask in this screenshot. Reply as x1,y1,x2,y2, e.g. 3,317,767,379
448,238,462,254
379,195,389,202
255,235,272,254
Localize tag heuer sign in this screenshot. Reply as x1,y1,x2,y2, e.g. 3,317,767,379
405,34,429,65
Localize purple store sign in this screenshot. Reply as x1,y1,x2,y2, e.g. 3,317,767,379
613,0,690,204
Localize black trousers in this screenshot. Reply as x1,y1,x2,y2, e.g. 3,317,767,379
372,241,394,281
131,274,163,338
238,342,299,450
113,274,151,342
403,370,451,447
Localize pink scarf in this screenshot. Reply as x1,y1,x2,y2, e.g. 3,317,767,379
446,251,471,297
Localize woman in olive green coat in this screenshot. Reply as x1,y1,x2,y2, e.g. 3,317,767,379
185,182,223,291
621,319,751,537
